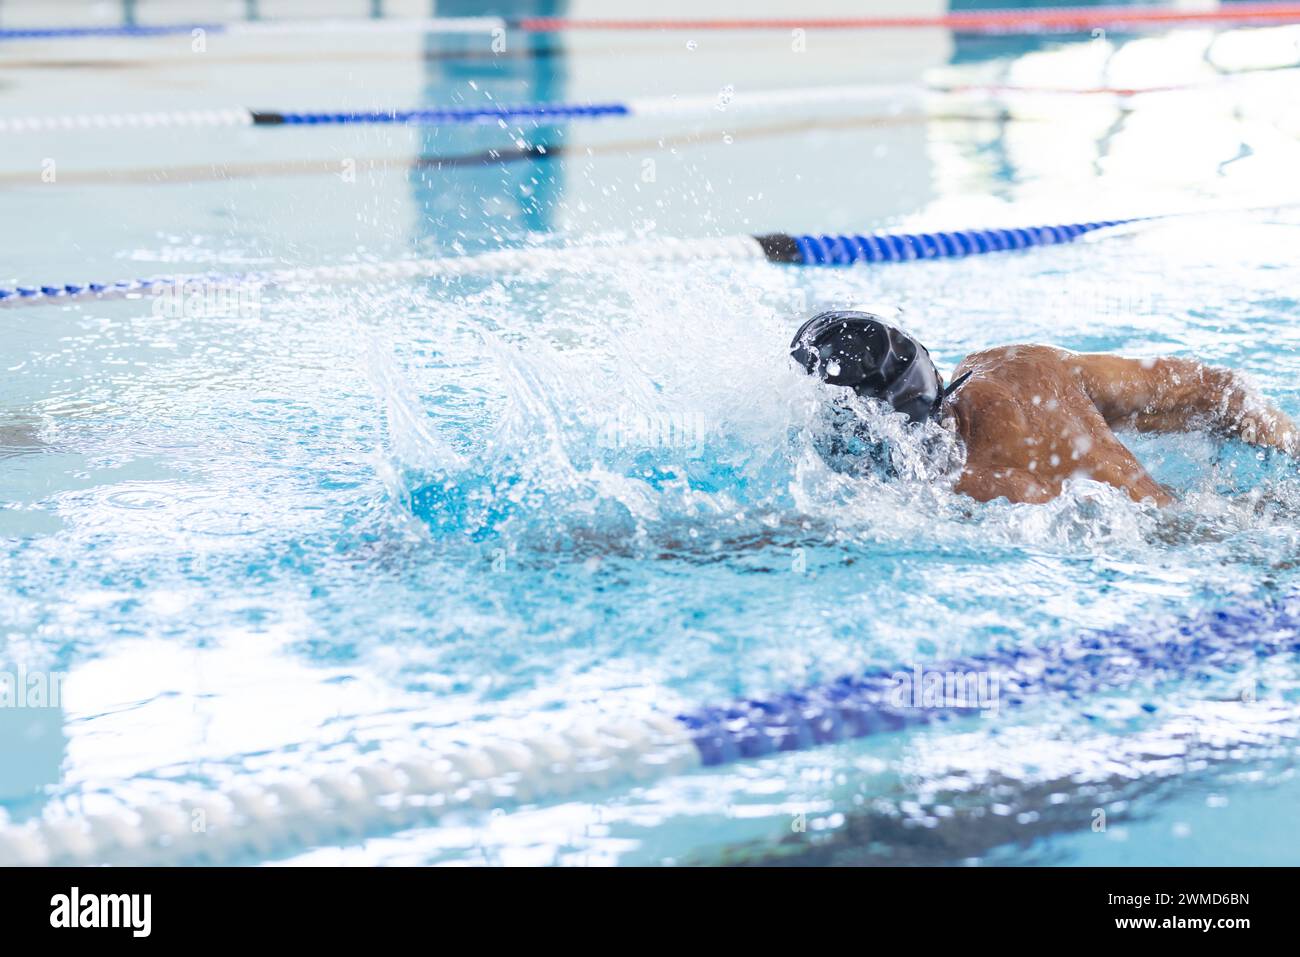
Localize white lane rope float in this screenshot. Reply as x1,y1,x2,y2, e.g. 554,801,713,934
0,18,505,41
0,83,925,134
1,592,1297,865
3,71,1292,135
5,4,1300,39
0,219,1141,308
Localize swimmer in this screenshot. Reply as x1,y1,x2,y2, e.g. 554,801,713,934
791,310,1300,505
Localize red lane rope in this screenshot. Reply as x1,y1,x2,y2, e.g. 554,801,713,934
518,3,1300,33
941,82,1190,95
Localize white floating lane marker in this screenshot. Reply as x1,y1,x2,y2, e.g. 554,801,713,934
0,712,700,866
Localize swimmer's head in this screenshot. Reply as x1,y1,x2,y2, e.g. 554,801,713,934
790,310,946,423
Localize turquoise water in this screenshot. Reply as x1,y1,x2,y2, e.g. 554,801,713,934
3,2,1300,865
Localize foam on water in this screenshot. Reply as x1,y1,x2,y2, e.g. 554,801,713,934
6,170,1300,864
370,250,1300,575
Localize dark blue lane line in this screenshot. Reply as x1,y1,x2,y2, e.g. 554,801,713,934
774,219,1142,265
249,103,631,126
678,593,1300,766
0,216,1148,303
0,23,228,39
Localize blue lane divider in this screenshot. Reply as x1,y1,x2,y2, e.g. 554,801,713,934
0,23,226,39
780,219,1141,265
678,594,1300,765
0,19,504,41
253,104,630,126
0,217,1152,306
0,273,272,303
0,100,634,133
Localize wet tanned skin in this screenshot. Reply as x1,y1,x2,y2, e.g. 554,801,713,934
943,345,1300,506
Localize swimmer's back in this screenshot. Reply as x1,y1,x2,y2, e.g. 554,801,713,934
947,345,1173,505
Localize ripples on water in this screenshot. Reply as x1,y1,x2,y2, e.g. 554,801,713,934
4,199,1300,865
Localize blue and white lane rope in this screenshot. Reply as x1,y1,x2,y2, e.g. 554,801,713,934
0,592,1296,865
0,218,1142,308
680,597,1300,766
0,18,505,40
0,83,921,134
6,5,1300,39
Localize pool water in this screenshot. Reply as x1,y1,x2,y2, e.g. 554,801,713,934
3,1,1300,866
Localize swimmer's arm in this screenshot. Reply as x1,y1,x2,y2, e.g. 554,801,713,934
955,465,1057,505
957,457,1173,507
1073,354,1300,455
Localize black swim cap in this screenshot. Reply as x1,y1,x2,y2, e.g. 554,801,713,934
790,310,946,423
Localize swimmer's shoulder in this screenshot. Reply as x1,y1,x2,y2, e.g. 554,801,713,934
947,344,1077,438
944,368,1027,442
953,343,1071,377
950,344,1072,404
